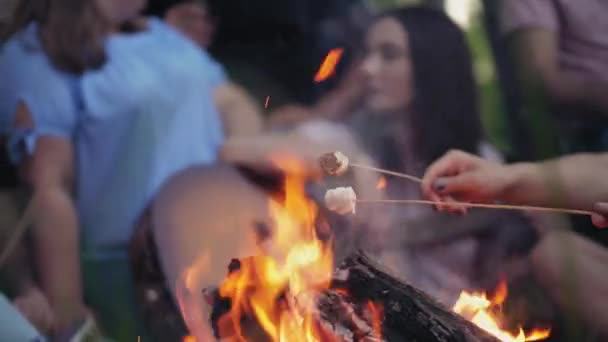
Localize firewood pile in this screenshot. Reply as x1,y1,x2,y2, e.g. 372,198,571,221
208,250,500,342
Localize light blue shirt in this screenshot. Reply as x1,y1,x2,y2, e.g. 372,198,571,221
0,18,225,259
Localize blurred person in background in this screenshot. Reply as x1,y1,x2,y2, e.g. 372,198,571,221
0,0,261,339
501,0,608,259
344,6,519,305
148,0,216,48
144,0,263,138
421,149,608,337
501,0,608,155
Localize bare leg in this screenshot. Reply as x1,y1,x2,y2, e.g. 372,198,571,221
531,229,608,338
153,165,271,340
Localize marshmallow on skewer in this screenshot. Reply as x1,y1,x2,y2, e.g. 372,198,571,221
325,187,357,214
319,151,349,176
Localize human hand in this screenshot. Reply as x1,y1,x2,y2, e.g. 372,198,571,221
591,202,608,228
13,286,55,335
421,150,513,210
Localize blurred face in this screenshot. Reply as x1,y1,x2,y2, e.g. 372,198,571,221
166,2,216,48
361,17,414,114
96,0,147,24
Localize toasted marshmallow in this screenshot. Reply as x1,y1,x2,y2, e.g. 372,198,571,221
319,151,349,176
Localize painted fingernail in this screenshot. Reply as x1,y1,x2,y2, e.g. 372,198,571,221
434,179,446,192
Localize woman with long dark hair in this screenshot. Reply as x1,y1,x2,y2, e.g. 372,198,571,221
353,6,483,176
348,6,508,305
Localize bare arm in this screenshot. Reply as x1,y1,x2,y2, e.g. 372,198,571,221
220,120,383,206
503,153,608,210
220,121,367,178
214,82,263,137
422,150,608,211
14,104,85,332
510,29,608,115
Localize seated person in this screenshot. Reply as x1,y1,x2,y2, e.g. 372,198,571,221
0,0,260,339
501,0,608,154
145,0,263,138
147,0,216,48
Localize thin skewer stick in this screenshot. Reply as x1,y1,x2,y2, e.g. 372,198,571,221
349,163,422,183
356,199,593,216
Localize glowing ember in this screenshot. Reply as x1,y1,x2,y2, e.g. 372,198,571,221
366,301,384,339
314,48,344,83
218,158,336,341
376,176,387,190
453,279,550,342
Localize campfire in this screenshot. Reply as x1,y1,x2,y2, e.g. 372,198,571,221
182,157,551,342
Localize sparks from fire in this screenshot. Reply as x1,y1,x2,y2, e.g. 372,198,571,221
453,279,550,342
314,48,344,83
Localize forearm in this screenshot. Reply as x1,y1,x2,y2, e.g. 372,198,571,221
216,84,263,137
222,102,263,137
502,153,608,209
511,30,608,119
545,73,608,116
29,186,84,324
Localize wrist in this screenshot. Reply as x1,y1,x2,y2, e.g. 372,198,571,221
499,162,535,203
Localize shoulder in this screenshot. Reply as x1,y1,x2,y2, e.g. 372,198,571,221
0,25,77,134
147,18,223,68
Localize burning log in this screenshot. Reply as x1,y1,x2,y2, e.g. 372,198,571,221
210,251,500,342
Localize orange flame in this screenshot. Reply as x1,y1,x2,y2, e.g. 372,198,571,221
525,329,552,341
218,158,336,341
491,277,508,305
182,335,196,342
453,280,550,342
376,176,387,190
314,48,344,83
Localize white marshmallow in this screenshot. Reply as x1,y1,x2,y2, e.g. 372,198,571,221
325,187,357,214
